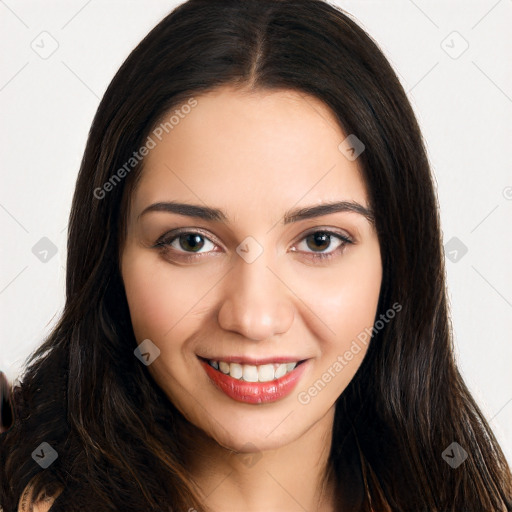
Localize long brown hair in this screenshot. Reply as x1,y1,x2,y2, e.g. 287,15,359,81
1,0,511,510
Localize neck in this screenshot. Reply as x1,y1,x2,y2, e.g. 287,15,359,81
181,407,337,512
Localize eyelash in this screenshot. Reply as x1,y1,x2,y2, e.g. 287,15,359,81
153,228,353,262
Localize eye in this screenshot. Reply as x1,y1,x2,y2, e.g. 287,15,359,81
154,229,217,258
153,228,353,262
292,229,353,261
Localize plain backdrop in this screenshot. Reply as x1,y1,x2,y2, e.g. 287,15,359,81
1,0,511,466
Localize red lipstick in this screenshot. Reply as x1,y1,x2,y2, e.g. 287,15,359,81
199,358,308,404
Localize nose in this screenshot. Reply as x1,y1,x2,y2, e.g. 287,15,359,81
217,252,294,342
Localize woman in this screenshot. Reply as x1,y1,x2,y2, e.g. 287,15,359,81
1,0,511,510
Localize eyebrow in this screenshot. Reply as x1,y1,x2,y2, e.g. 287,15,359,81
137,200,375,225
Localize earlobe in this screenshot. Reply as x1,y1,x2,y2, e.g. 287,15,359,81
27,498,55,512
18,483,60,512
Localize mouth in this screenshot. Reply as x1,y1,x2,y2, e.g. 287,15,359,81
197,356,309,404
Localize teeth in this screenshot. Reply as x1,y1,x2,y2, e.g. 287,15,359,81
286,362,296,372
230,363,243,380
243,365,259,382
275,364,287,379
208,360,298,381
258,364,274,382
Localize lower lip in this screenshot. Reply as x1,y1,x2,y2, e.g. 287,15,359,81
199,359,309,404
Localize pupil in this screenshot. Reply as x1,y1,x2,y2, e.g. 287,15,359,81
307,232,330,251
180,233,204,252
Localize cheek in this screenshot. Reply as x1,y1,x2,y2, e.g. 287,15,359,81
122,237,382,354
293,242,382,396
122,250,222,352
330,249,382,340
122,251,189,340
292,241,382,345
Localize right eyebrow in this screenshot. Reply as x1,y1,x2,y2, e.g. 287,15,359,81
138,201,227,222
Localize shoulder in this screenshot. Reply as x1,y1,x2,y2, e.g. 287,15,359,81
17,482,61,512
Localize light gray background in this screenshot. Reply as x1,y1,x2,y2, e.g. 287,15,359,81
1,0,511,465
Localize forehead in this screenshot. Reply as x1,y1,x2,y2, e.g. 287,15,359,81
129,86,369,222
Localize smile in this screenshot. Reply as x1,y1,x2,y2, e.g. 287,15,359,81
198,357,309,404
208,359,300,381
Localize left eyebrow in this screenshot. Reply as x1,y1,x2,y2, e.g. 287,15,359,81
137,200,374,226
283,200,374,226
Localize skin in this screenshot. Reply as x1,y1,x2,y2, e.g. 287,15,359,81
121,85,382,511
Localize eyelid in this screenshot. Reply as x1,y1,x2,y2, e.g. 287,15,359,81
154,227,223,249
154,225,354,258
294,226,353,244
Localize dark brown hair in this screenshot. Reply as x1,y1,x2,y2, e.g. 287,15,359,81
1,0,511,510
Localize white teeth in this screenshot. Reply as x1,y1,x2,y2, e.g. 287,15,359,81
258,364,275,382
229,363,243,380
286,362,297,372
274,364,287,379
243,365,259,382
207,359,300,381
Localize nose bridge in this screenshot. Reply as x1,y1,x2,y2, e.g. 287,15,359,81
217,245,294,341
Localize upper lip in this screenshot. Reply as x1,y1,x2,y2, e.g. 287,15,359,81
197,355,307,365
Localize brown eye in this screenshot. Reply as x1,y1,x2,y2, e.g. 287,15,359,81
295,229,353,261
177,233,206,252
154,229,218,257
305,232,332,252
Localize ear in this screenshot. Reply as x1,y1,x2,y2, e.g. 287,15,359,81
18,482,59,512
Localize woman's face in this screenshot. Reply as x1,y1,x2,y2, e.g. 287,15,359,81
121,86,382,452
